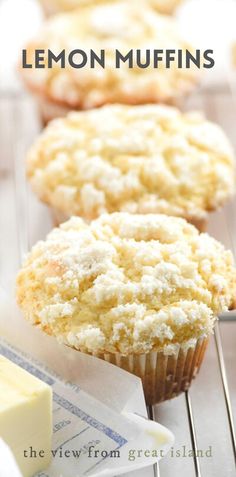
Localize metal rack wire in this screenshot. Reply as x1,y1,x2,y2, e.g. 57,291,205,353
153,80,236,477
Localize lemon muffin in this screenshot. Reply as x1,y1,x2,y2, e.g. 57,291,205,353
16,213,236,404
21,2,198,122
39,0,183,16
27,104,235,230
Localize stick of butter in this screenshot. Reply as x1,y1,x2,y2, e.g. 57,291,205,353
0,354,52,477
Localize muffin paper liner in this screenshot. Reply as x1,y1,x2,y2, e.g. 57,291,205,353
91,336,209,405
51,208,72,226
38,97,71,126
37,95,181,126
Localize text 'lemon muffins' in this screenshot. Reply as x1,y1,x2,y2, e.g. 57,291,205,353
21,2,198,121
27,104,235,229
17,213,236,404
39,0,183,16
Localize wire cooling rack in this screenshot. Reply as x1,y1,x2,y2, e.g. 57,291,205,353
0,79,236,477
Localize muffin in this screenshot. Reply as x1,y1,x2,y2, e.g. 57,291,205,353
27,104,235,230
16,213,236,404
39,0,183,16
21,2,198,122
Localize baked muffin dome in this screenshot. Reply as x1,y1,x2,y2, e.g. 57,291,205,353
27,104,235,225
39,0,183,16
16,213,236,355
21,2,197,113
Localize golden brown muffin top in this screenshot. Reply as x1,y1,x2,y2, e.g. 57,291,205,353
27,104,235,222
21,2,197,108
17,213,236,355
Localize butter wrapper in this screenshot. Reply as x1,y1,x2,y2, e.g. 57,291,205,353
0,290,174,477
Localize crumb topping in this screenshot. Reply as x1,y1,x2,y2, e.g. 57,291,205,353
22,2,198,108
39,0,182,16
27,104,235,221
17,213,236,355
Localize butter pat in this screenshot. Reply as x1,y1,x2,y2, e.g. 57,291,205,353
0,355,52,477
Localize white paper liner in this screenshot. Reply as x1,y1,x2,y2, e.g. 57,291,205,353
92,337,209,405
